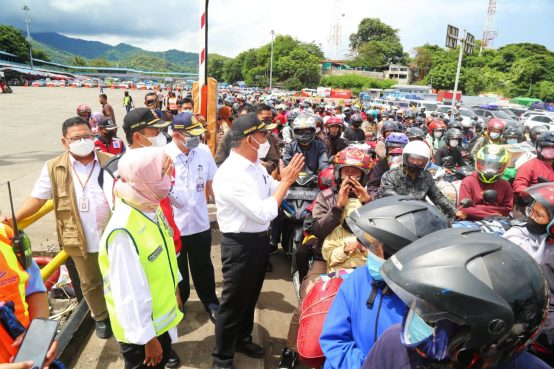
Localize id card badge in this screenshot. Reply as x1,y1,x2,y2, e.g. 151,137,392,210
196,177,205,192
79,197,89,212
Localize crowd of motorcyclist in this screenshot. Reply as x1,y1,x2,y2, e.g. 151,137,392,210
203,91,554,369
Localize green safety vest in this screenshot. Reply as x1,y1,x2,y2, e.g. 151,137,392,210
98,202,183,343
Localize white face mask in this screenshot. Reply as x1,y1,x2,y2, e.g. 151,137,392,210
69,138,95,157
144,132,167,147
490,132,501,140
182,109,193,114
449,139,459,147
506,138,518,145
251,136,271,159
433,131,443,139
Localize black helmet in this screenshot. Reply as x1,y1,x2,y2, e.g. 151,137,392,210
382,120,398,136
503,125,523,144
442,117,450,125
537,131,554,160
287,110,299,124
415,116,424,125
447,120,462,130
445,128,463,147
531,126,549,145
406,127,425,141
351,113,363,126
381,228,548,368
345,196,449,257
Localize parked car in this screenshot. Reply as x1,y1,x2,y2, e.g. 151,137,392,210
523,114,554,132
31,80,46,87
471,106,519,126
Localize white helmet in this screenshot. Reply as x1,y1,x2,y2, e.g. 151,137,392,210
402,140,431,172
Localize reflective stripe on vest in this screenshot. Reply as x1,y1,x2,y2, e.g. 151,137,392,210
98,202,183,343
0,225,30,330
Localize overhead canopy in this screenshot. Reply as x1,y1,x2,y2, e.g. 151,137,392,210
0,67,74,80
509,97,542,107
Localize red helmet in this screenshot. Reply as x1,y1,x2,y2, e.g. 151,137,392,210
332,147,374,186
76,104,92,118
318,166,335,190
325,116,344,129
428,119,447,135
487,118,506,132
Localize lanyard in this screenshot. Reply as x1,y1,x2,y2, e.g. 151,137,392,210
72,161,97,193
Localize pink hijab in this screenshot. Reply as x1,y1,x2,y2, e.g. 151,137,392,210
114,147,171,212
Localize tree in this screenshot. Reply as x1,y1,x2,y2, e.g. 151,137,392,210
0,25,32,62
348,18,406,68
72,56,87,66
32,48,50,61
349,18,399,50
89,58,112,68
208,54,229,81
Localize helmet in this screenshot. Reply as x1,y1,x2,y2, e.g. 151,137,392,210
404,109,415,119
292,113,317,146
430,112,438,118
343,107,352,115
447,120,462,130
287,110,299,124
536,131,554,160
486,118,506,133
428,119,447,136
76,104,92,117
385,133,409,151
325,116,344,129
442,117,450,125
405,127,425,141
402,140,431,173
530,126,549,145
445,128,463,143
382,120,398,136
332,147,374,186
351,114,363,126
523,183,554,237
224,96,234,105
461,118,474,128
502,125,523,144
475,144,510,184
381,228,548,369
318,166,335,191
345,196,448,256
414,116,424,125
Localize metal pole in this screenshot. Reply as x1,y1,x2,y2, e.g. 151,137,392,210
451,30,465,113
269,30,274,90
23,5,33,69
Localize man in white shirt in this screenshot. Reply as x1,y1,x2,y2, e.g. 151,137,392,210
212,113,305,369
166,112,220,323
6,117,114,339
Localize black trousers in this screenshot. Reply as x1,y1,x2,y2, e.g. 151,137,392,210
177,229,219,309
213,232,269,367
119,332,171,369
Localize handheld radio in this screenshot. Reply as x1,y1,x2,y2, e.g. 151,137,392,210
7,181,32,269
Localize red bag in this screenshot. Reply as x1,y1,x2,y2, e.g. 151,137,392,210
297,277,343,368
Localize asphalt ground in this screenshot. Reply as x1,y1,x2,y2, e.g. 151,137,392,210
0,86,308,369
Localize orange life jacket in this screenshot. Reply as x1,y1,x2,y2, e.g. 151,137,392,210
0,223,30,362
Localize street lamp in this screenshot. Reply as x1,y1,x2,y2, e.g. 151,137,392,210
23,4,33,69
269,30,275,90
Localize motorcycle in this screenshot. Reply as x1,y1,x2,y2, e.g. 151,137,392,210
433,165,474,206
282,169,320,301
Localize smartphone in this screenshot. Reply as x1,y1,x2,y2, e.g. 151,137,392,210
14,318,58,369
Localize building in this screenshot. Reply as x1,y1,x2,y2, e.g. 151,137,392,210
320,61,415,84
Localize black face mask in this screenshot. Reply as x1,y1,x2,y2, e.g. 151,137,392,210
526,218,548,235
103,131,115,140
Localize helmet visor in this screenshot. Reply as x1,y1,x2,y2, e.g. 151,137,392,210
405,154,429,169
476,156,506,175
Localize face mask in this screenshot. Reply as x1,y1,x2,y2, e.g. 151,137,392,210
526,218,548,235
449,139,458,147
179,134,200,150
401,310,451,361
433,131,443,139
489,132,501,140
103,131,116,140
182,109,193,114
251,136,271,159
540,147,554,160
69,138,95,157
146,132,167,147
366,253,385,281
506,138,518,145
402,308,434,346
387,155,402,168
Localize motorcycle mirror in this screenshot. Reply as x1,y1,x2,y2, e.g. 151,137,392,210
460,198,473,208
483,190,498,204
441,156,453,164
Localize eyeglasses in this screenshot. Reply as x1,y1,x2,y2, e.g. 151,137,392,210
526,206,550,223
67,134,94,142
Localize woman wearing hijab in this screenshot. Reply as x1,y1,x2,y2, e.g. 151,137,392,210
98,147,183,369
217,106,233,144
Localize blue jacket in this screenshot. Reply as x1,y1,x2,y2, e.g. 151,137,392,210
362,324,551,369
320,266,407,369
283,139,329,174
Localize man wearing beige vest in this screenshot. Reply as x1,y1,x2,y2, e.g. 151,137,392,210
5,116,114,338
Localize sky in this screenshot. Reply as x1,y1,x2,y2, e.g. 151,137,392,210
1,0,553,59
